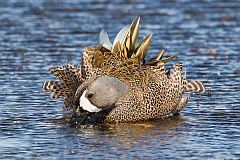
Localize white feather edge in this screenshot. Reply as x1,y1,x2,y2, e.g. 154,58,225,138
80,90,102,113
99,29,112,50
112,25,130,52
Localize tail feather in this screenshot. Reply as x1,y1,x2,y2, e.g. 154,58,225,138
43,64,84,107
185,80,205,93
49,64,83,86
43,81,71,99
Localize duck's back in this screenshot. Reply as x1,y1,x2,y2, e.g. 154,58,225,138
104,64,185,122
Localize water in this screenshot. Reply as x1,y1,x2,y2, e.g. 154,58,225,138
0,0,240,159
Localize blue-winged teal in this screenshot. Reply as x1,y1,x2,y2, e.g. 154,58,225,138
43,17,205,124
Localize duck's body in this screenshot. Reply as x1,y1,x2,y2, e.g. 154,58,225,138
43,18,205,123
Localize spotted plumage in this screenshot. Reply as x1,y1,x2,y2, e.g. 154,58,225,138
43,64,84,108
42,17,205,123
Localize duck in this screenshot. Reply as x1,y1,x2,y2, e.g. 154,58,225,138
43,17,205,124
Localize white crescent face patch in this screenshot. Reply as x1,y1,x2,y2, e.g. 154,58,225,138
80,90,102,113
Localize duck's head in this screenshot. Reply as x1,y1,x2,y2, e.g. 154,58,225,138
75,76,128,113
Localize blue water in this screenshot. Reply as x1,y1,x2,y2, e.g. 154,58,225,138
0,0,240,159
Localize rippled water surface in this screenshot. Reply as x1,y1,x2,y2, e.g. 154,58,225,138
0,0,240,159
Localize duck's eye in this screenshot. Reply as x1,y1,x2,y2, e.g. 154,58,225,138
86,93,93,99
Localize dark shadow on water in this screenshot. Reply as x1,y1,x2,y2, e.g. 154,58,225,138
56,115,186,136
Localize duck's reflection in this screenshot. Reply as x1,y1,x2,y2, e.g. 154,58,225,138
59,115,186,148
